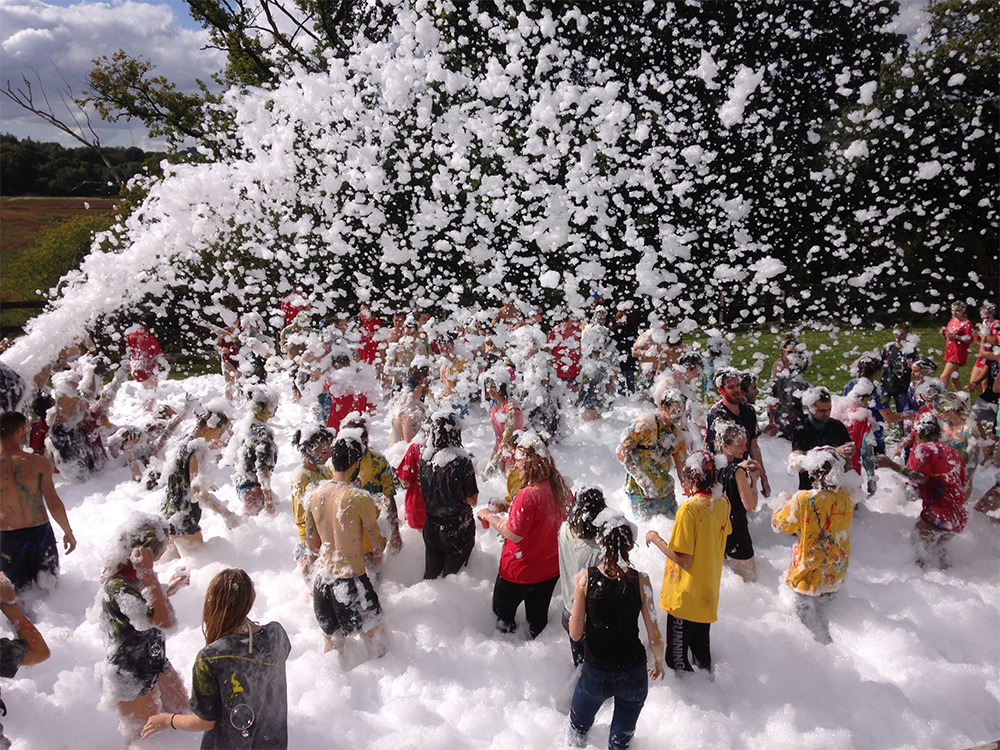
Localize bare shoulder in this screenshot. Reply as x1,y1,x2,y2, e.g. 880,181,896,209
5,450,51,476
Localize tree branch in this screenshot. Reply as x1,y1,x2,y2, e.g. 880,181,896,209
2,73,125,186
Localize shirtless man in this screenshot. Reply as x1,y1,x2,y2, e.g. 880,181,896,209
0,412,77,592
306,435,388,662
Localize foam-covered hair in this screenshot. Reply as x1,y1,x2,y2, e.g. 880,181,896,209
801,386,831,412
914,412,942,442
682,450,717,492
714,366,742,390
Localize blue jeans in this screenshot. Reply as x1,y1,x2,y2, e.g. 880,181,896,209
569,664,648,750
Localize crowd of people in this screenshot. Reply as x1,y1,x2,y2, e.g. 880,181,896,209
1,293,997,749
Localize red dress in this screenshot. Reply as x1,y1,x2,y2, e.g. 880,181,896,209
547,322,582,381
358,313,384,365
908,441,967,533
943,317,974,366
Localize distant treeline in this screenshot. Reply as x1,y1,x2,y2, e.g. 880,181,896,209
0,134,165,197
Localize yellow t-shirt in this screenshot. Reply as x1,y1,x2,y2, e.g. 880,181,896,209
772,488,853,595
290,464,332,541
659,493,732,623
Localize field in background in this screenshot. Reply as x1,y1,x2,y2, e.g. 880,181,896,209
0,196,981,389
1,196,117,264
705,323,975,392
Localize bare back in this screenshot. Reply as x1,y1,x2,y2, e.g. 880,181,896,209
306,482,384,579
0,450,53,530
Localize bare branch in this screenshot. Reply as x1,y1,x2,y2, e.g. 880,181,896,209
2,72,125,187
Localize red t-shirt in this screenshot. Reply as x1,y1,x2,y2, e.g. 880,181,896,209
358,314,383,365
499,479,566,584
908,441,967,533
126,328,162,381
396,442,425,530
547,323,582,380
326,392,372,431
943,318,974,366
281,296,308,327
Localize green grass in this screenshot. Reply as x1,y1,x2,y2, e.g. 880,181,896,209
693,323,972,392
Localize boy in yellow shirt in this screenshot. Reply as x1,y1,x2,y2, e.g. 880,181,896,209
646,451,731,673
772,447,854,644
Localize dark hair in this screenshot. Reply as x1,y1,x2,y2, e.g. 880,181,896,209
683,450,717,493
911,356,938,373
292,426,334,455
739,371,757,391
195,410,230,431
714,366,741,390
855,354,882,379
678,351,703,370
407,364,431,389
330,435,364,471
31,392,54,420
202,568,255,646
331,353,351,368
568,488,606,540
914,413,942,442
342,417,369,442
485,375,510,401
599,521,634,582
894,321,912,334
0,411,27,438
429,413,462,450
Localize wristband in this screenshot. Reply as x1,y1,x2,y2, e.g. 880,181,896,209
171,713,177,729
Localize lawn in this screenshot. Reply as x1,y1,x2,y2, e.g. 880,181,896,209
0,196,117,268
692,322,976,393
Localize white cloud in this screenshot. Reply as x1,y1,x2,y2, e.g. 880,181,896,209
0,0,225,148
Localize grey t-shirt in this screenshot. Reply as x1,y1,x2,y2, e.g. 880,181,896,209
557,522,601,615
191,621,290,749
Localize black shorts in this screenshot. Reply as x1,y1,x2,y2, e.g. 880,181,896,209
164,500,202,537
313,574,382,637
725,524,754,561
0,523,58,591
107,629,168,701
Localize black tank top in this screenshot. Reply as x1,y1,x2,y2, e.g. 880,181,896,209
718,460,749,534
583,567,646,671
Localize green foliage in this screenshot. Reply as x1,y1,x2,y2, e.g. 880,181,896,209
81,51,224,149
3,213,116,302
0,134,165,196
829,0,999,315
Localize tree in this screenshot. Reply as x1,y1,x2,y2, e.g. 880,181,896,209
830,0,998,314
80,51,222,149
1,75,127,186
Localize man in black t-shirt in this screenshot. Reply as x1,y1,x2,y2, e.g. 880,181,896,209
419,413,479,579
706,368,770,496
790,387,855,491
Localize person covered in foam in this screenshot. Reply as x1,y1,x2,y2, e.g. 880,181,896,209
773,447,855,644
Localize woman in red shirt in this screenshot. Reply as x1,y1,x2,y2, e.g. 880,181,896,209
940,301,974,392
478,432,570,639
